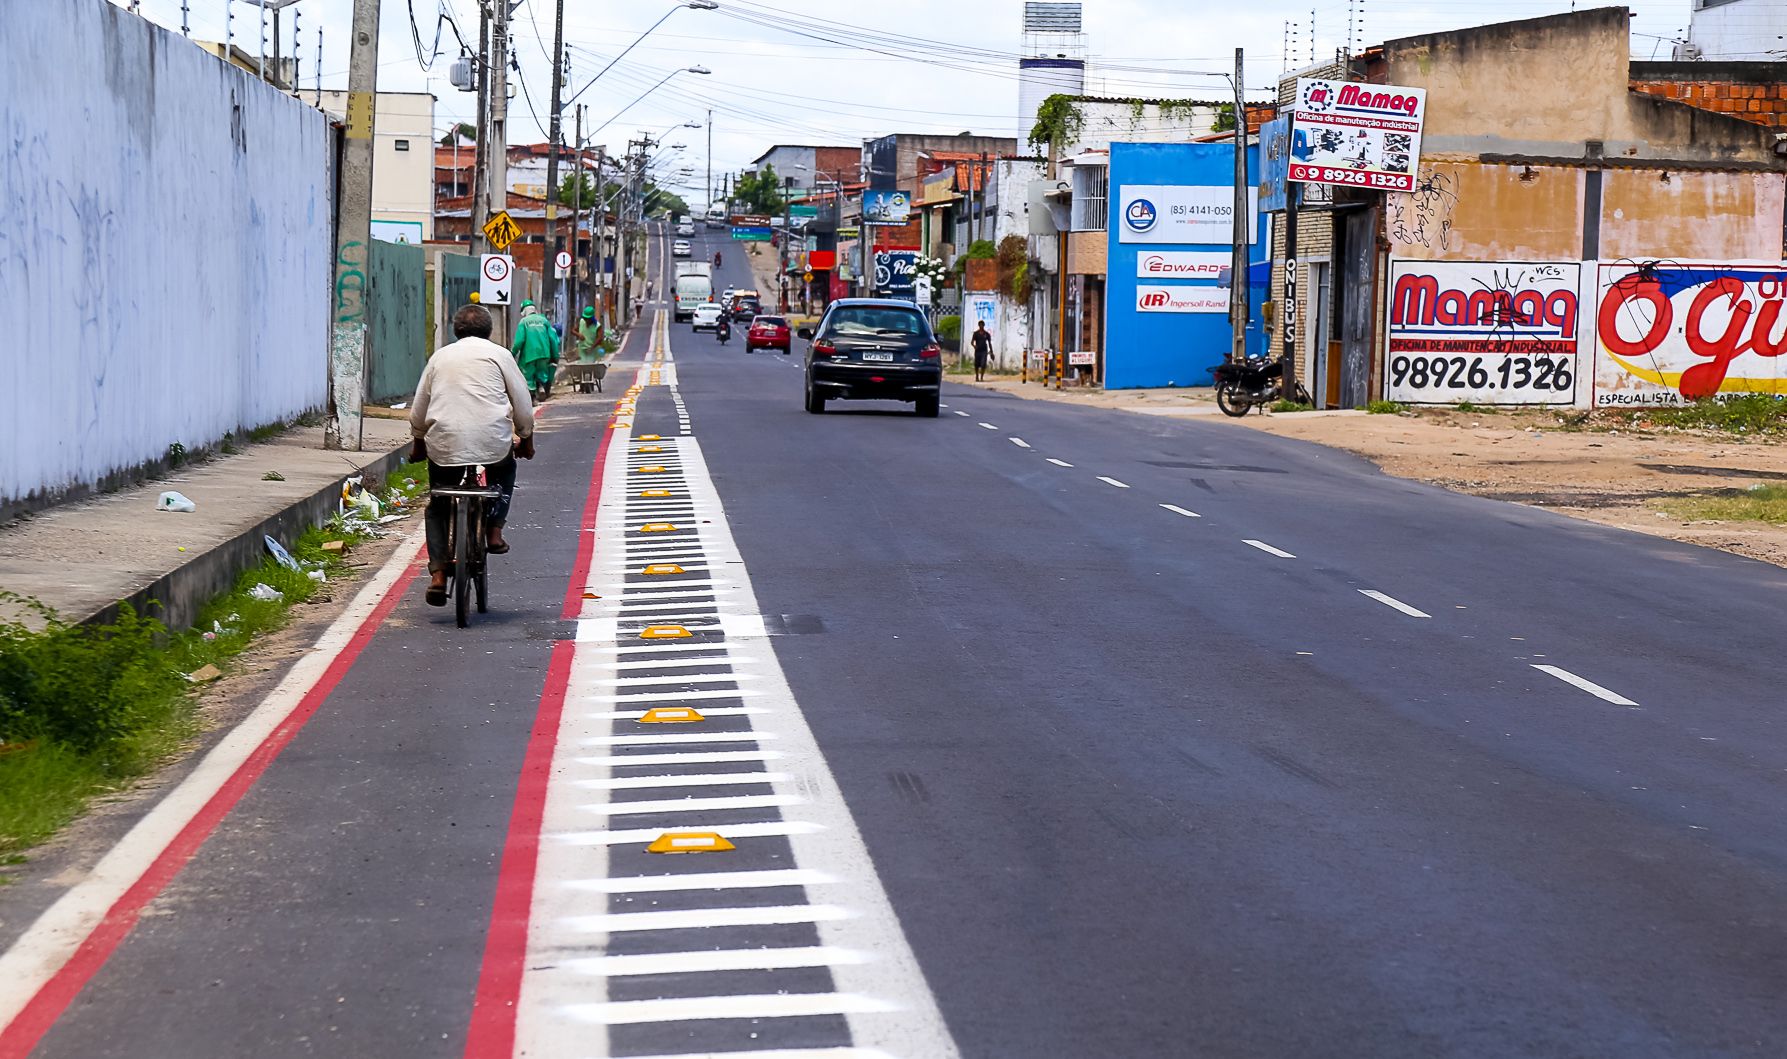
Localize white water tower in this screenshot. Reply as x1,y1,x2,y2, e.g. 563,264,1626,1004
1019,3,1087,138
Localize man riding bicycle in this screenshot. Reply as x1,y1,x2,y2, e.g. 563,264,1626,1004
408,304,536,607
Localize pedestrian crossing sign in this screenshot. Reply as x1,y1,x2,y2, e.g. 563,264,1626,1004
482,210,522,252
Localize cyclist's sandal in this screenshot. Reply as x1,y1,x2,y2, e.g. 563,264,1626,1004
426,583,448,607
486,540,510,555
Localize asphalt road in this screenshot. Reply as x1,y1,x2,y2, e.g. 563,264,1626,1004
20,223,1787,1058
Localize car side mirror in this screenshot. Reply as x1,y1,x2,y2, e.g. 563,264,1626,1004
797,327,814,340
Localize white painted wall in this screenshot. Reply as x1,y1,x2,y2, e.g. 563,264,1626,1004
0,0,333,511
1683,0,1787,60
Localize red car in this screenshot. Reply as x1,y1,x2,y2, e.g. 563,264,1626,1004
746,314,792,353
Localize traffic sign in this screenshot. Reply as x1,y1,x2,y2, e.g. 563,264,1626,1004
803,271,814,283
482,210,522,252
480,254,514,305
555,249,572,278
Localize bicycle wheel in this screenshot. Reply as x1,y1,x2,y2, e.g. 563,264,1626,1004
453,499,471,628
473,500,489,614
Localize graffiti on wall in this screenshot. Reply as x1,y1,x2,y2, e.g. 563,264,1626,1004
1386,167,1458,253
1594,262,1787,406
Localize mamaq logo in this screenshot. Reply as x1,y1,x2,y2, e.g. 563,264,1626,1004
1124,198,1157,233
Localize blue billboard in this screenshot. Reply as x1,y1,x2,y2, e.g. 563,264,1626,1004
863,189,911,226
1105,141,1271,389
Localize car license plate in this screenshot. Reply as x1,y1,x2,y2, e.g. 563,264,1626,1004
862,352,894,362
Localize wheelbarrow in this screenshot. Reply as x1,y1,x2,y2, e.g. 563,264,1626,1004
572,362,607,394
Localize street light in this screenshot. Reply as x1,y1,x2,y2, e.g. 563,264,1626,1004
589,67,711,139
564,2,716,106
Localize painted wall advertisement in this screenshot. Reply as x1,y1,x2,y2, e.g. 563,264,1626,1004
1385,261,1580,406
1290,78,1426,193
1117,185,1258,245
1594,262,1787,407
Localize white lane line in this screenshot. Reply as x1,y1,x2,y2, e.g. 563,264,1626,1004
598,656,756,670
1242,539,1296,558
561,903,851,934
1532,664,1640,705
1046,458,1073,467
1160,504,1201,518
1096,476,1130,488
562,992,899,1026
953,410,971,417
586,706,770,721
1009,437,1030,448
591,673,749,687
606,640,734,653
586,689,763,704
579,793,803,817
557,819,826,847
563,945,871,978
575,772,790,791
1359,590,1431,618
574,750,784,767
581,730,773,746
978,422,998,430
608,1050,895,1059
565,867,834,893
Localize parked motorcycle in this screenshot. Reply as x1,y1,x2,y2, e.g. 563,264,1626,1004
1207,356,1311,417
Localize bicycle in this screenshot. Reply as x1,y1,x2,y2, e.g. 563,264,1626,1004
430,466,502,628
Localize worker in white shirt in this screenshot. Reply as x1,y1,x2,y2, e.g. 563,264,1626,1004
407,304,537,607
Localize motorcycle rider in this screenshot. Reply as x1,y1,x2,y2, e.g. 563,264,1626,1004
716,314,732,345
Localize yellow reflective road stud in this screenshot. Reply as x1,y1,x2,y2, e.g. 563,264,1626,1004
647,832,734,854
639,522,677,532
639,707,706,723
640,489,672,498
642,564,685,575
637,446,664,453
636,465,666,473
637,434,662,441
639,624,692,639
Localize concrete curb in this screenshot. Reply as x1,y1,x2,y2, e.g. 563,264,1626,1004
81,444,410,634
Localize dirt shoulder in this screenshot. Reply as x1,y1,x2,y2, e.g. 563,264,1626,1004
956,374,1787,569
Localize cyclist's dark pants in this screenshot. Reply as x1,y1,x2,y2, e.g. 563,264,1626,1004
425,457,516,574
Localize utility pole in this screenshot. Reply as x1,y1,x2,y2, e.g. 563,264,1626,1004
471,4,490,253
569,105,582,327
488,0,509,219
1229,47,1251,365
542,0,567,321
781,175,793,313
324,0,382,452
705,108,713,218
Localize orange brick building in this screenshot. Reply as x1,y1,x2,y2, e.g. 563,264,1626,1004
1629,62,1787,129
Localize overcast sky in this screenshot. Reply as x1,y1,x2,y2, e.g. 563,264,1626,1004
132,0,1697,206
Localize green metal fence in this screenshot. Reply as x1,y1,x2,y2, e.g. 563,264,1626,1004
366,240,427,404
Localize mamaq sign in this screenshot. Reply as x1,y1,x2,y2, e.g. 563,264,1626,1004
1594,262,1787,407
1290,78,1426,193
1385,261,1579,406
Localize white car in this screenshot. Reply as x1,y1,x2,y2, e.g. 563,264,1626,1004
691,302,723,332
676,222,695,236
672,239,691,257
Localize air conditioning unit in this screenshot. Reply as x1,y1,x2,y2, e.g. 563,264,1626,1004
449,58,473,91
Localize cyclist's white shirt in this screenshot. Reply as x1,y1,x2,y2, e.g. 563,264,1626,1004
408,336,535,466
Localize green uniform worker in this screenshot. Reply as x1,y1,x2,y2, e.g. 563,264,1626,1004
574,306,604,360
510,301,560,399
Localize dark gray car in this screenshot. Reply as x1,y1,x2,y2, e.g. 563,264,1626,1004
799,299,943,416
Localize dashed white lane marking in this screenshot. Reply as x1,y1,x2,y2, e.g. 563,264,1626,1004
978,422,998,430
598,655,757,670
567,868,834,893
582,730,772,746
1096,476,1130,488
1046,458,1073,467
591,673,754,687
1359,590,1431,618
953,410,971,417
1009,437,1030,448
563,992,900,1026
1532,664,1640,705
564,946,870,979
575,771,793,791
610,1049,896,1059
562,904,851,934
1160,504,1201,518
1242,539,1297,558
575,793,803,817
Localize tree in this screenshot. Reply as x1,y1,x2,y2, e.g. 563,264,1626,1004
558,171,598,209
439,122,477,146
643,184,690,219
731,164,785,215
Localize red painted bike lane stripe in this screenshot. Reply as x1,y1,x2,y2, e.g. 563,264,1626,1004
0,557,423,1059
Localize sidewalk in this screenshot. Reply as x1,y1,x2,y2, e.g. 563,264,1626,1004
0,417,410,631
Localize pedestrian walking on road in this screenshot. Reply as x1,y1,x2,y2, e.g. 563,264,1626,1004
409,303,536,607
970,320,994,382
574,306,604,360
511,300,560,402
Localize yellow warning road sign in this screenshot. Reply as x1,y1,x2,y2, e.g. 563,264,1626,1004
482,210,522,252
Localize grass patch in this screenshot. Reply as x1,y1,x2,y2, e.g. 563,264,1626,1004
1366,400,1404,414
1270,400,1313,413
1655,484,1787,524
1645,395,1787,435
0,468,427,866
1455,401,1499,414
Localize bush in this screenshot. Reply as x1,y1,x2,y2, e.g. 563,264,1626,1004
936,315,962,341
1270,400,1312,413
1366,399,1404,414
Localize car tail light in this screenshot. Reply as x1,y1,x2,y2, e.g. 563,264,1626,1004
919,343,941,359
814,340,835,354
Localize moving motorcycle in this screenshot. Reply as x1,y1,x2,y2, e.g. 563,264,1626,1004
1208,356,1311,417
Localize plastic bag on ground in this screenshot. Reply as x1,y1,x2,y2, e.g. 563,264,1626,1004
248,583,283,602
157,491,196,512
265,535,300,570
